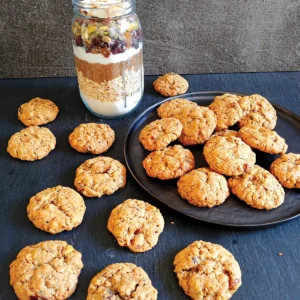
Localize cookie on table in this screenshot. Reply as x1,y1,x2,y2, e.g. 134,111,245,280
7,126,56,161
157,98,198,119
10,240,83,300
69,123,115,154
209,93,243,131
239,125,288,155
107,199,164,252
142,145,195,180
18,97,59,126
270,153,300,189
203,135,256,176
228,165,285,210
153,73,189,97
74,156,126,198
238,94,277,130
177,106,217,146
139,118,183,151
212,129,241,139
177,168,230,208
27,186,86,234
87,263,157,300
174,241,242,300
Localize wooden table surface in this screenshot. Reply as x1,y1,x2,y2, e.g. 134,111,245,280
0,73,300,299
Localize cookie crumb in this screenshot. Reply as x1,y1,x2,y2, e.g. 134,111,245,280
278,252,283,256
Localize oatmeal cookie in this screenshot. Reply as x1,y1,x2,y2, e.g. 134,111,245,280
74,156,126,198
69,123,115,154
7,126,56,161
238,94,277,129
142,145,195,180
139,118,183,151
270,153,300,189
107,199,164,252
157,98,198,119
174,241,242,300
203,135,256,176
177,168,230,208
10,240,83,300
87,263,157,300
27,186,86,234
228,165,285,210
240,125,288,155
209,94,243,131
153,73,189,97
18,97,59,126
178,106,217,146
212,129,241,139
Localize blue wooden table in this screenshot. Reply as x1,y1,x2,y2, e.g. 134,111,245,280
0,73,299,299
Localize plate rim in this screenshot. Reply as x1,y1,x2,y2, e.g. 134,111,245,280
124,91,300,228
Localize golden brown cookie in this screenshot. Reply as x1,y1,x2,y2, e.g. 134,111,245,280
157,98,198,119
177,168,230,208
270,153,300,189
203,135,256,176
212,129,241,139
107,199,164,252
239,125,288,155
7,126,56,161
209,94,243,131
177,106,217,146
153,73,189,97
10,241,83,300
87,263,158,300
139,118,183,151
69,123,115,154
174,241,242,300
27,186,86,234
18,97,59,126
228,165,285,210
142,145,195,180
238,94,277,130
74,156,126,198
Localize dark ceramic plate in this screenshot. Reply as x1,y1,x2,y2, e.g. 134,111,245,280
124,92,300,227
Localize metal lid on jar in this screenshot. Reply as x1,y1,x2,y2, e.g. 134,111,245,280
72,0,135,18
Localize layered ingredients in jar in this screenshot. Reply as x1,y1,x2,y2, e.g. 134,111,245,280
72,11,143,117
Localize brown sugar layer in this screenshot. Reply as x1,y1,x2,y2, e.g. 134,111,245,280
75,51,143,84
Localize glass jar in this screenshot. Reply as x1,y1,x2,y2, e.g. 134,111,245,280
72,0,144,118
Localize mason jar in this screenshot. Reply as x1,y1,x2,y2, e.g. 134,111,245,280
72,0,144,118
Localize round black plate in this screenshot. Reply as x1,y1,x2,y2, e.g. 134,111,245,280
124,92,300,227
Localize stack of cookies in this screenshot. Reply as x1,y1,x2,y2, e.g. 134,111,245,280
140,93,300,211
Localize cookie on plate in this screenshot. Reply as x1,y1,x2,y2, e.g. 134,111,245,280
27,186,86,234
203,135,256,176
18,97,59,126
177,168,230,208
177,106,217,146
10,240,83,300
142,145,195,180
74,156,126,198
153,73,189,97
87,263,158,300
139,118,183,151
212,129,241,139
209,93,243,131
228,165,285,210
108,199,164,252
174,241,242,300
270,153,300,189
157,98,198,119
238,94,277,130
7,126,56,161
240,125,288,155
69,123,115,154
